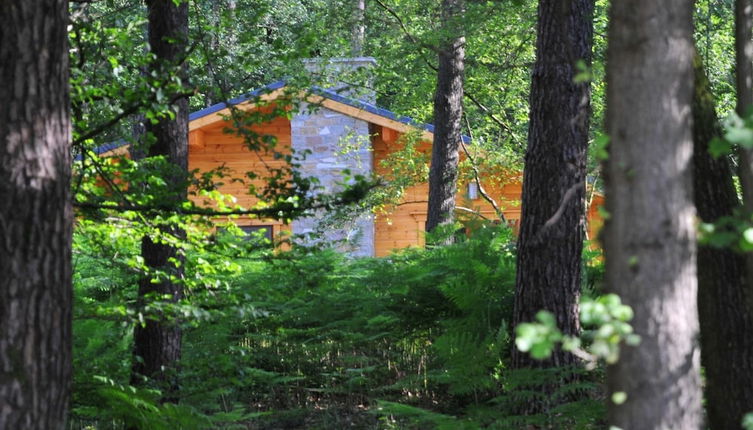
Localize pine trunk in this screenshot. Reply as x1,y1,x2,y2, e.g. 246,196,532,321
736,0,753,226
604,1,702,428
0,1,72,428
693,54,753,430
131,0,189,395
735,0,753,351
425,0,465,237
510,0,593,370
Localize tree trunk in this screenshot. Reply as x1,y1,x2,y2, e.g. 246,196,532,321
693,53,753,430
425,0,465,237
604,1,702,428
510,0,593,371
351,0,366,56
735,0,753,340
736,0,753,217
131,0,189,397
0,1,72,428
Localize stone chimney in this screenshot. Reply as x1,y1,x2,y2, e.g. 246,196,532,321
290,57,378,256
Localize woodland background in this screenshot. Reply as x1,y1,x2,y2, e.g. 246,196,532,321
0,0,750,429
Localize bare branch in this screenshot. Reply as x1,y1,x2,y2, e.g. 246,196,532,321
461,115,506,222
372,0,439,71
455,206,490,220
395,200,490,221
532,180,584,244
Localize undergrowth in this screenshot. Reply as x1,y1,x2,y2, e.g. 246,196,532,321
69,222,605,429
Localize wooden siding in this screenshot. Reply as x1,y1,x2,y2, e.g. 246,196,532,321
371,125,528,257
371,125,604,257
187,114,292,238
98,101,604,256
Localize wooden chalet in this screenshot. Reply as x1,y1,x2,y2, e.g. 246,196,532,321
93,59,603,257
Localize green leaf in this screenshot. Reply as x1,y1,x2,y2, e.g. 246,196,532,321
562,336,581,352
725,123,753,148
535,310,556,327
611,305,633,322
530,341,554,360
709,137,731,158
611,391,627,405
573,60,592,83
625,334,641,346
515,324,536,352
744,228,753,245
742,412,753,430
741,228,753,252
593,133,610,161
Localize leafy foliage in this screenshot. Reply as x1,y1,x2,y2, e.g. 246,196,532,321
70,221,610,429
62,0,660,428
515,294,639,367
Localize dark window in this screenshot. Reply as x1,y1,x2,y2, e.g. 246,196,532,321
240,225,273,243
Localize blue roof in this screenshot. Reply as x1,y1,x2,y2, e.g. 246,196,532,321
187,80,288,122
309,86,476,143
310,86,439,134
74,139,128,161
85,81,469,156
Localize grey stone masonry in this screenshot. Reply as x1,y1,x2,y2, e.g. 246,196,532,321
290,103,375,256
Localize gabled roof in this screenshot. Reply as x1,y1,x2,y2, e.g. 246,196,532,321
90,139,128,156
188,80,446,136
187,80,288,122
85,80,469,156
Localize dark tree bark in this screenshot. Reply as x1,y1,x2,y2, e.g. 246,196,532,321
692,54,753,430
510,0,593,370
425,0,465,237
735,0,753,345
141,0,189,173
131,0,189,396
736,0,753,232
0,1,72,428
604,1,701,428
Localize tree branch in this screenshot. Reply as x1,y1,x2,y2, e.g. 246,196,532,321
72,91,196,148
532,181,584,244
372,0,439,71
373,0,520,145
74,201,315,219
461,116,506,222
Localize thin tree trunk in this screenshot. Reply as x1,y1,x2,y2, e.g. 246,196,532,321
131,0,189,398
693,53,753,430
425,0,464,237
352,0,366,56
0,1,72,428
604,1,701,428
510,0,593,372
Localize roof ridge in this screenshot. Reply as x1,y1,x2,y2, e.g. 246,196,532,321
82,80,470,157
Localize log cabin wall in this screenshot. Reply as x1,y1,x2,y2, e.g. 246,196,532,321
186,111,293,240
370,125,604,257
371,125,524,256
97,84,603,256
184,101,603,257
187,103,377,255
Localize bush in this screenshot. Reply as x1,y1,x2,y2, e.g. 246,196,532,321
70,221,606,429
